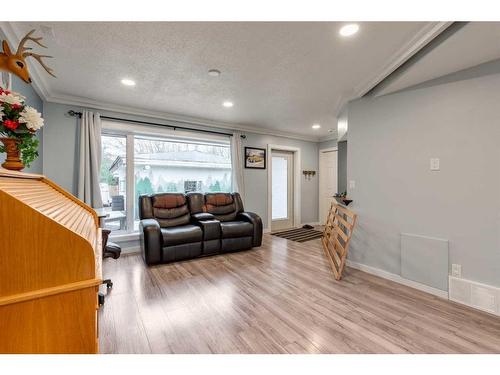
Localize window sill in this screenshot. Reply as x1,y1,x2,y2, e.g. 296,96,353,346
109,232,140,243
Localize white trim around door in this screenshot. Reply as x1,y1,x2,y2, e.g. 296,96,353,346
267,144,301,232
318,147,338,225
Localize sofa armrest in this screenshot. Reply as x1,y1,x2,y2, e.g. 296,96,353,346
191,212,216,222
237,212,263,247
139,219,162,265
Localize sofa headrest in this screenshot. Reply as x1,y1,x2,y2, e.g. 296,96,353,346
152,194,186,209
204,193,238,221
205,193,234,207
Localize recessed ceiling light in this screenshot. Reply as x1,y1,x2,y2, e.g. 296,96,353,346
339,23,359,37
121,78,136,86
208,69,221,77
223,101,234,108
312,124,321,129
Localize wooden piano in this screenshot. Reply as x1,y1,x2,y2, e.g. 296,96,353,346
0,168,102,353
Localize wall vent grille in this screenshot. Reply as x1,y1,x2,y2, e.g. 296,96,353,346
449,276,500,316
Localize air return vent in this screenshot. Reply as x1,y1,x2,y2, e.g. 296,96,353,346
449,276,500,316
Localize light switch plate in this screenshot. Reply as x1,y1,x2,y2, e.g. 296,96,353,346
430,158,440,171
349,180,355,189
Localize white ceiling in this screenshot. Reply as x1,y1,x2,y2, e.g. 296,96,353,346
375,22,500,96
4,21,435,140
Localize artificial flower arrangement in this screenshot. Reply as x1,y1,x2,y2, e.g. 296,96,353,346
0,87,44,170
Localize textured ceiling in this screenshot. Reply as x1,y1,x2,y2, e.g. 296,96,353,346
375,22,500,96
8,22,428,140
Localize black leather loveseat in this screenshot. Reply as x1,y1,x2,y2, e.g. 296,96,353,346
139,192,262,265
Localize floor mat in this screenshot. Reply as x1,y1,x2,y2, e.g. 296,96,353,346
271,227,323,242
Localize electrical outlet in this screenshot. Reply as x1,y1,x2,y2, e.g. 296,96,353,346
349,180,355,189
452,264,462,278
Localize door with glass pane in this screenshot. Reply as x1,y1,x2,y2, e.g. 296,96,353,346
271,151,294,231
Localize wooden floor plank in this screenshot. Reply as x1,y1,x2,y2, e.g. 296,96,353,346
98,234,500,354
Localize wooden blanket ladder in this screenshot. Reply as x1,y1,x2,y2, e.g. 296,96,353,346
322,202,357,280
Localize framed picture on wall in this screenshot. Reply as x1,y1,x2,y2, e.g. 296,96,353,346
244,147,266,169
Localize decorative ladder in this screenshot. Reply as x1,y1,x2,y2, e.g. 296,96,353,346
322,202,357,280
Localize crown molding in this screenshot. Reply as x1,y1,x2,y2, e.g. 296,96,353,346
353,22,453,98
330,23,451,118
2,21,450,145
1,23,320,142
45,92,322,142
318,134,337,143
328,22,452,142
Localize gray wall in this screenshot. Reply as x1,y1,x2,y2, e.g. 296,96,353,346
337,141,347,194
318,139,336,149
347,65,500,288
42,101,320,230
1,29,44,174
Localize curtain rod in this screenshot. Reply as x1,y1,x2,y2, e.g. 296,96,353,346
67,110,246,139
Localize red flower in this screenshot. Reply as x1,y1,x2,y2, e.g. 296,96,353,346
11,103,22,110
0,88,10,95
3,119,19,130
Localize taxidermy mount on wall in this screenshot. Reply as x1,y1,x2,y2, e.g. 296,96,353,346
0,29,56,86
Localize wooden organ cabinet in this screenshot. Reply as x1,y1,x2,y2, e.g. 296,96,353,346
0,168,102,353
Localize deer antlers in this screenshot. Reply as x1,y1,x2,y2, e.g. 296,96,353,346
23,52,56,78
16,29,48,55
0,29,56,84
17,29,56,78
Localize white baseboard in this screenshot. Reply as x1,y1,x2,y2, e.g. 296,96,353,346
346,260,449,299
110,233,139,242
121,245,141,255
346,260,500,316
449,276,500,316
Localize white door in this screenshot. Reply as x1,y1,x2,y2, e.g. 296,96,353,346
319,149,338,224
271,151,294,231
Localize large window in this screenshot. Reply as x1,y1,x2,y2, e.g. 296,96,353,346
133,136,231,228
99,126,232,235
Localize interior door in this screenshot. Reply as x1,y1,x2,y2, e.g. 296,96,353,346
271,151,294,231
319,149,338,224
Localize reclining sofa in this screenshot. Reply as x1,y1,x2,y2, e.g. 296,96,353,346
139,192,263,265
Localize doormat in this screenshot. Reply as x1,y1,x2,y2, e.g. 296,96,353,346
271,227,323,243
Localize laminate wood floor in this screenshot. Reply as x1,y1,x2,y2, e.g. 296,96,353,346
99,234,500,354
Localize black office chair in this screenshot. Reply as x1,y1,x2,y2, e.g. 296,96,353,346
98,229,121,306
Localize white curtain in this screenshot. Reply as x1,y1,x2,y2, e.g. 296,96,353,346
231,132,245,202
77,111,103,208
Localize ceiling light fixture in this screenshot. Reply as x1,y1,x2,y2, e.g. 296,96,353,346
121,78,136,86
223,101,234,108
339,23,359,37
312,124,321,129
208,69,221,77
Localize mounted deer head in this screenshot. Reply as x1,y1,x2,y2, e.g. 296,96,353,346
0,29,56,84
